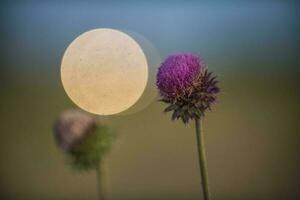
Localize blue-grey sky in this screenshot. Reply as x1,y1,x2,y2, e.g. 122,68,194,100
1,0,299,80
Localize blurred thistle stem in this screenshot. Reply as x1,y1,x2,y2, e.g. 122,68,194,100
195,118,210,200
96,162,105,200
54,109,117,200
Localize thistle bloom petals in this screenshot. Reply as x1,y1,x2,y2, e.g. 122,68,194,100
156,53,202,98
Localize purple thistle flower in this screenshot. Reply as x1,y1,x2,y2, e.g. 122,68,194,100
156,53,219,124
156,53,220,200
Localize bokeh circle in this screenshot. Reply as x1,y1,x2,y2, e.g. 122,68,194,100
61,28,148,115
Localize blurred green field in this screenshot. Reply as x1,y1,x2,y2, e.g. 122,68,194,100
1,70,299,200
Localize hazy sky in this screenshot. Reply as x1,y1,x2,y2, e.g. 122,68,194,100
0,0,299,77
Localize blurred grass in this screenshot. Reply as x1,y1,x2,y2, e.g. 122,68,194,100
0,69,299,200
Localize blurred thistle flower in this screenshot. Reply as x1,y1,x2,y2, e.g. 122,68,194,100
53,109,116,200
156,53,219,124
54,109,97,152
156,53,220,200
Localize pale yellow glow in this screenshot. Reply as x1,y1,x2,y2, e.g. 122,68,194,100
61,29,148,115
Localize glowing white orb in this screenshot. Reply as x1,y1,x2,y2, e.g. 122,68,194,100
61,28,148,115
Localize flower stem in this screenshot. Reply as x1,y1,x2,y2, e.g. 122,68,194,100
96,162,105,200
195,118,210,200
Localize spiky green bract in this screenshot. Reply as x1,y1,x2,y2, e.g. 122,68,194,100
160,67,219,124
69,125,116,171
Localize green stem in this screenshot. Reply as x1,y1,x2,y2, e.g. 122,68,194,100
195,118,210,200
96,162,105,200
